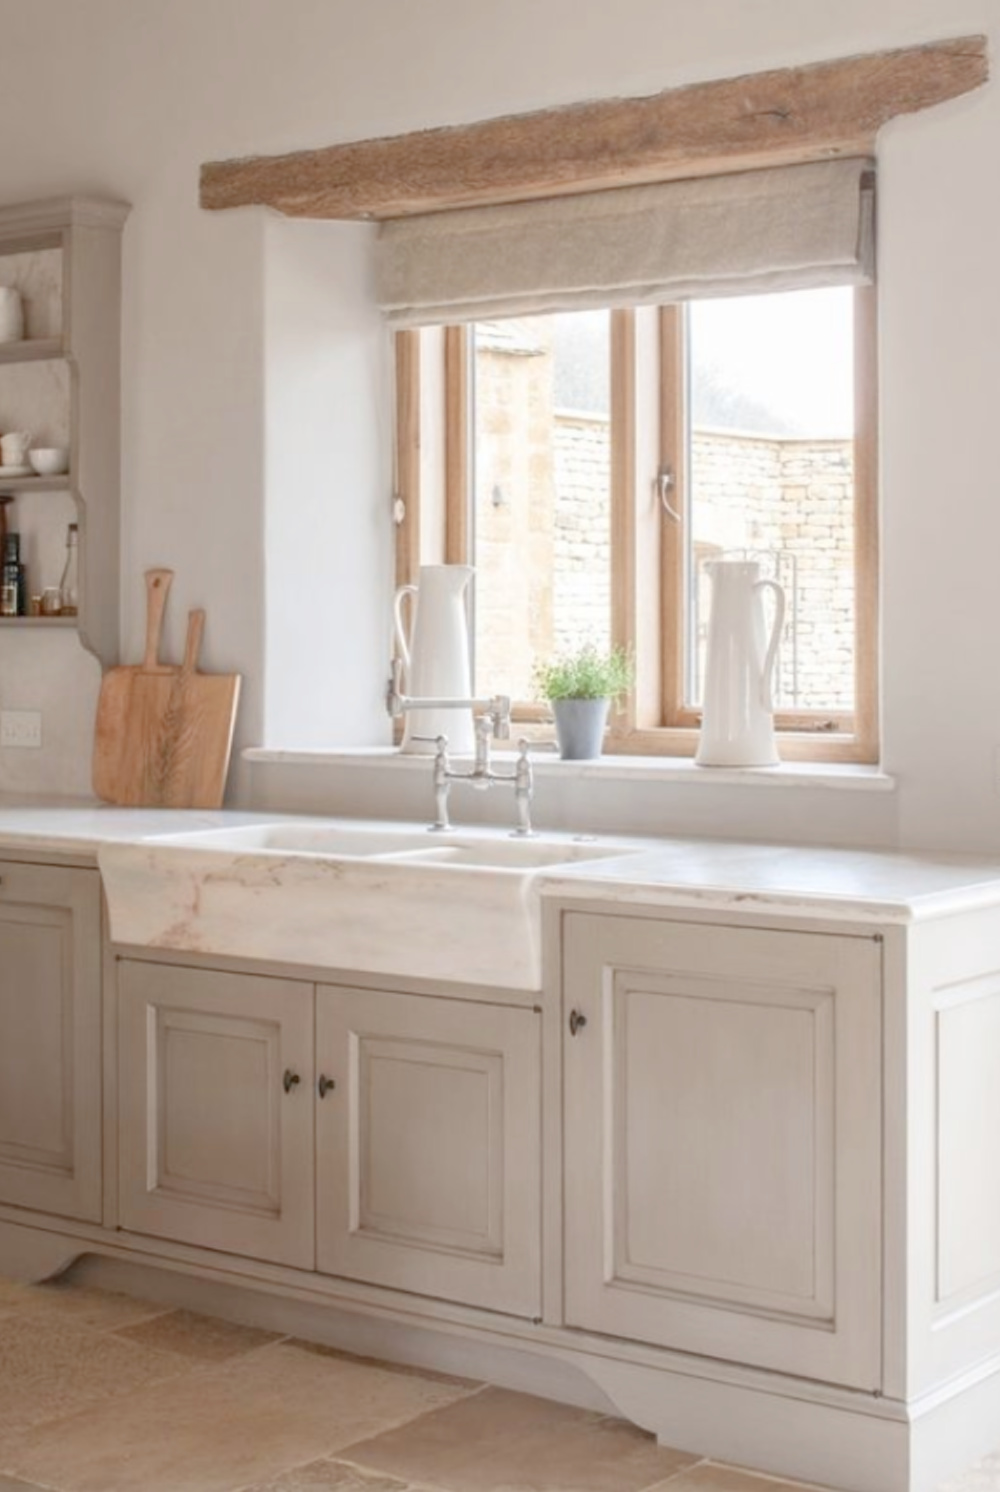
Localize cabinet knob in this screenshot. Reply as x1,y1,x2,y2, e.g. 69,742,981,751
318,1074,336,1099
282,1069,301,1094
568,1009,587,1036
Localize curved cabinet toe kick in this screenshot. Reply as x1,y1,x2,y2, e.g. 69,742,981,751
9,849,1000,1492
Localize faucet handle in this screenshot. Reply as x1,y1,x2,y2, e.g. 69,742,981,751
487,695,512,739
385,658,405,718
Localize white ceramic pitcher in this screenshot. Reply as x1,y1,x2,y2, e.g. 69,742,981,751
394,564,476,754
695,558,786,767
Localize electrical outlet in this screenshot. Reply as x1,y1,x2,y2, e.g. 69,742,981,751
0,710,41,748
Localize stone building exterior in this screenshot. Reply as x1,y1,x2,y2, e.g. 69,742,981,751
473,329,854,711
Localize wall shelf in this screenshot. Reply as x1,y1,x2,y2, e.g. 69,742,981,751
0,195,130,666
0,338,63,366
0,475,71,495
0,616,75,628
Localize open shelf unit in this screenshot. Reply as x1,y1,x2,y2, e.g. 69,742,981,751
0,196,129,665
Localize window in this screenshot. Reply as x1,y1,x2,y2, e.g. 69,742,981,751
394,282,877,763
387,158,878,764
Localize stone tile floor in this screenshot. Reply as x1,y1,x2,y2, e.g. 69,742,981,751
0,1276,996,1491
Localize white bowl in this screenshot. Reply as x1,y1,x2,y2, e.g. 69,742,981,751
28,447,70,477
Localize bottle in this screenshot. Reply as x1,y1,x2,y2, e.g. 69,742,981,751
59,522,79,616
1,532,19,617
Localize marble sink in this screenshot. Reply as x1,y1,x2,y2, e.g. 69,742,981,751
97,819,631,991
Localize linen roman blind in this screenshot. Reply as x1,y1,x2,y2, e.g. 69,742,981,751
375,157,875,327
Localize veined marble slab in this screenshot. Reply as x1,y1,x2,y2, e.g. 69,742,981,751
97,826,630,991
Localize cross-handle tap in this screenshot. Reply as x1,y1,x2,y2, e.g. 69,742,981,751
512,739,536,837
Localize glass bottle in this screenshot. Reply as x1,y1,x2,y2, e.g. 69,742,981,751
59,522,79,616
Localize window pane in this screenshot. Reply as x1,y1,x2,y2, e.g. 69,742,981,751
685,288,855,716
471,312,611,700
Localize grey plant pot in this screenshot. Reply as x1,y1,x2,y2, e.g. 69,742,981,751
551,697,610,760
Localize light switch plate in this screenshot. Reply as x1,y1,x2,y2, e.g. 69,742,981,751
0,710,42,748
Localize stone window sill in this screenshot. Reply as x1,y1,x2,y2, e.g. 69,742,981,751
243,747,895,793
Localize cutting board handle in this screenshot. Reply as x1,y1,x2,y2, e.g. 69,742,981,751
182,609,205,677
142,569,174,671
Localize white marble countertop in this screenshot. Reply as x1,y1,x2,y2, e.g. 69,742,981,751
0,797,999,924
0,796,276,857
541,838,1000,924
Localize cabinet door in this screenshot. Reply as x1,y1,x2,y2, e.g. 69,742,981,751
0,863,102,1222
118,960,314,1269
563,914,881,1389
316,986,541,1318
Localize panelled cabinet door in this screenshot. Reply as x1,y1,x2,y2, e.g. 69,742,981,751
118,960,315,1269
0,863,102,1222
563,914,882,1390
316,986,541,1318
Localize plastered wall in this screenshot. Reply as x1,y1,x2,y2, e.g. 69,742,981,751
0,0,996,848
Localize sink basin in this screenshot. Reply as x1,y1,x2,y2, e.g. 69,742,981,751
158,820,623,870
97,819,636,991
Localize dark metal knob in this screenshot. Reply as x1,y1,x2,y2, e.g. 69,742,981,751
283,1069,301,1094
568,1009,587,1036
318,1074,336,1099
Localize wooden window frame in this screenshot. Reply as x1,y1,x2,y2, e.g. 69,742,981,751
395,290,879,765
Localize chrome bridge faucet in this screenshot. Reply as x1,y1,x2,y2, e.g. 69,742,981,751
429,718,537,837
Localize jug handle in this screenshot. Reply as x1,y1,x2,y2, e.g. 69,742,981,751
393,584,418,677
754,579,786,713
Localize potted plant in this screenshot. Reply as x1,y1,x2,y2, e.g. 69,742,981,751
534,644,634,760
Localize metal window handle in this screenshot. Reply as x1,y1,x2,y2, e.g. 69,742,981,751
568,1010,587,1036
282,1069,301,1094
318,1075,336,1099
655,466,682,524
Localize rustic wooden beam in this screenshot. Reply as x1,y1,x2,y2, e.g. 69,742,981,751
201,36,987,221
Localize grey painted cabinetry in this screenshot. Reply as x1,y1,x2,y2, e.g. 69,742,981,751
0,861,102,1222
0,197,128,664
562,912,883,1388
117,960,542,1315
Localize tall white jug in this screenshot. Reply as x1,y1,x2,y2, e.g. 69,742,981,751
394,564,476,754
695,559,786,768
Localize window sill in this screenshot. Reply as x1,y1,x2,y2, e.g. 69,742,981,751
243,746,895,793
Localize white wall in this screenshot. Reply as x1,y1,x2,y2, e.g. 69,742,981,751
0,0,996,849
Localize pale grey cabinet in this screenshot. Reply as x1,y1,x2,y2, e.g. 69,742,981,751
118,960,315,1269
0,861,102,1222
562,912,882,1389
315,985,542,1319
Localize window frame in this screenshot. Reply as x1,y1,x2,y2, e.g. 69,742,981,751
394,288,879,764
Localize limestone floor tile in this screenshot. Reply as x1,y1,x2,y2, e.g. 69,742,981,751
0,1311,192,1438
8,1281,172,1333
338,1386,701,1492
113,1307,283,1362
646,1464,822,1492
242,1459,414,1491
0,1280,27,1317
0,1338,479,1492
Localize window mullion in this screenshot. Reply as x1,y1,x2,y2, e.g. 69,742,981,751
659,305,687,728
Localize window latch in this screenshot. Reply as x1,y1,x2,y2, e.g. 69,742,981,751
655,466,682,524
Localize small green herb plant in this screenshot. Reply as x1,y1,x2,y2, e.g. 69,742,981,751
533,644,634,704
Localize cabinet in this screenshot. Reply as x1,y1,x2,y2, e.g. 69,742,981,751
117,960,315,1268
0,197,129,665
117,962,542,1316
0,861,102,1222
562,912,882,1389
316,985,541,1318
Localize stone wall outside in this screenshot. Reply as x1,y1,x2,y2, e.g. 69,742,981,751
472,341,854,711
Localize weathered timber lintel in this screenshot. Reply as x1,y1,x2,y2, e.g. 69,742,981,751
200,35,988,221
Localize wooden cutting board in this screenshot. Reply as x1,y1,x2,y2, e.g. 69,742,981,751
92,568,178,805
147,608,241,809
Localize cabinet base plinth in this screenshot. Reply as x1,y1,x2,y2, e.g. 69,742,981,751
0,1213,994,1492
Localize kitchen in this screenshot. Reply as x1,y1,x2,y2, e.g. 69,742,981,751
0,3,997,1491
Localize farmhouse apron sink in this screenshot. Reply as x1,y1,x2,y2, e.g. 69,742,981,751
97,819,631,990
